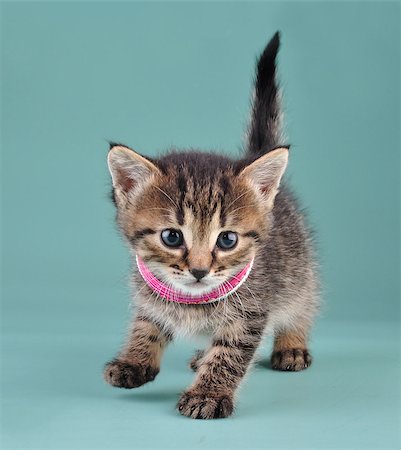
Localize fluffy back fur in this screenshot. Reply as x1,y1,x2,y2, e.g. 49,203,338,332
104,32,319,420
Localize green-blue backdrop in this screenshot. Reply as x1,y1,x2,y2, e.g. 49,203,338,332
1,2,400,449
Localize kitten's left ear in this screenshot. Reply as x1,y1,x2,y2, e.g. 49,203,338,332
240,147,289,208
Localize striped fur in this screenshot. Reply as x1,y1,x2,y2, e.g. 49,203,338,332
104,32,319,419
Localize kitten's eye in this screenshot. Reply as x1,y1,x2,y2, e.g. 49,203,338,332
161,229,184,248
216,231,238,250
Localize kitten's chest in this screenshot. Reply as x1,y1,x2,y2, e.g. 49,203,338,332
136,294,226,337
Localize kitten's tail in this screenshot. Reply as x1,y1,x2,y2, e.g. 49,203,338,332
246,31,284,157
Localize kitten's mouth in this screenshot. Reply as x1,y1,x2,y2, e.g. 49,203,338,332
136,256,254,305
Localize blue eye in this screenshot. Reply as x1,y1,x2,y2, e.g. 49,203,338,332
161,229,184,248
216,231,238,250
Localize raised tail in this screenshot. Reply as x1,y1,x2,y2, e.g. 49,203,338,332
246,32,284,157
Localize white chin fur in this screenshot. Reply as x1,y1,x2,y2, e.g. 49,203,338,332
171,280,222,296
148,263,227,296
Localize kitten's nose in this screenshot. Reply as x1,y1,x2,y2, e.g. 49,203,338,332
190,268,209,281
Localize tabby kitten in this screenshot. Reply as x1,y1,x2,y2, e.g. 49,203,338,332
104,32,319,419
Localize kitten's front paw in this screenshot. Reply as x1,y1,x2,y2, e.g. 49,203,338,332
177,391,234,419
271,348,312,371
104,359,159,388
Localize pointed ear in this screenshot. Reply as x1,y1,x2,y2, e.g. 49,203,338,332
107,145,159,205
240,147,288,208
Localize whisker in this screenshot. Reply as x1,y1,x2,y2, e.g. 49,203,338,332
145,207,174,214
225,279,246,322
225,189,254,210
153,185,179,209
229,204,259,215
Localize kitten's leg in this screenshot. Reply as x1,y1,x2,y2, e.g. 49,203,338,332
104,315,172,388
177,322,264,419
189,349,205,372
270,329,312,371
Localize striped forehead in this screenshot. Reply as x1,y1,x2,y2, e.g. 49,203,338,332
174,170,231,232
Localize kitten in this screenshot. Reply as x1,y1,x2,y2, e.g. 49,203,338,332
103,32,319,419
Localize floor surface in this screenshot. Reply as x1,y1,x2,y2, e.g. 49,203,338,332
2,291,400,449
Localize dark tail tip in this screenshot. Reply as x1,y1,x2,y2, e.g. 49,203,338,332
255,31,280,95
247,31,283,157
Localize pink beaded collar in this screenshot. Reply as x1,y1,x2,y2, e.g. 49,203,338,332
136,256,253,304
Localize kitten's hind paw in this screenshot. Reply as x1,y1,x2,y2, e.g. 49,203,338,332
270,348,312,371
188,349,205,372
103,359,159,388
177,391,234,419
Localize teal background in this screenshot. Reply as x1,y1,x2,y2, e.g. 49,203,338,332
1,2,400,449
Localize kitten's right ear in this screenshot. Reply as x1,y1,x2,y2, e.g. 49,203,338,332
107,144,159,205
